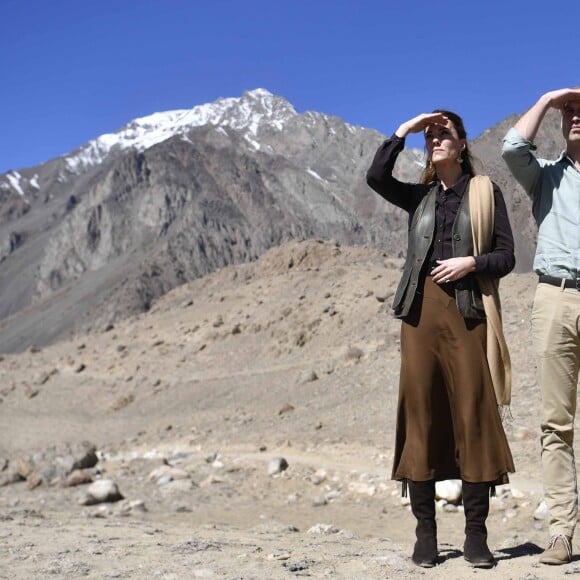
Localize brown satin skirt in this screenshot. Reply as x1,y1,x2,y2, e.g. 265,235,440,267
392,276,515,484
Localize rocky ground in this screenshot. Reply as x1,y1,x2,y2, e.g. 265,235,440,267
0,239,579,579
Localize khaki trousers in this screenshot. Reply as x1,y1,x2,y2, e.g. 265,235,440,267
532,283,580,537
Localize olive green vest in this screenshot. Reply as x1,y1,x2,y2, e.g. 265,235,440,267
392,181,485,319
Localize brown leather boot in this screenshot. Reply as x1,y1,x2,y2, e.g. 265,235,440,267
409,479,438,567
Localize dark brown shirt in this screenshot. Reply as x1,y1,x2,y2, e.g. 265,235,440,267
366,135,515,278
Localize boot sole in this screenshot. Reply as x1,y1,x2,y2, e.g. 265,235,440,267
412,554,438,568
539,558,571,565
413,560,437,568
465,557,495,569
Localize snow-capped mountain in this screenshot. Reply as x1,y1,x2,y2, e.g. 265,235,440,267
0,87,552,353
63,89,299,173
1,88,389,212
1,88,419,351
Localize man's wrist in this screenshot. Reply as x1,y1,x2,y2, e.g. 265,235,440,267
542,91,565,110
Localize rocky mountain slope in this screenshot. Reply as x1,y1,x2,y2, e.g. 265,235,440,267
0,91,567,352
0,90,425,352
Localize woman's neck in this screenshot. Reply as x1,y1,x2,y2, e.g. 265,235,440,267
435,163,463,190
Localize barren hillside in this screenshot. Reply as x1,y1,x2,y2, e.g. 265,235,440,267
0,240,575,579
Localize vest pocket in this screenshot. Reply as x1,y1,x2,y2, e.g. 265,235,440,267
469,288,485,317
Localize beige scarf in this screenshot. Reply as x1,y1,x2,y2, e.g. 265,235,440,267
468,175,512,408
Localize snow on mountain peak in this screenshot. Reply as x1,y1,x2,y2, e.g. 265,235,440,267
4,171,25,197
64,89,298,173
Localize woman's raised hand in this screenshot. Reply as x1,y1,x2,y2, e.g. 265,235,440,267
395,112,449,138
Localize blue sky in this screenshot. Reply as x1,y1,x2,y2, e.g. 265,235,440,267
1,0,574,173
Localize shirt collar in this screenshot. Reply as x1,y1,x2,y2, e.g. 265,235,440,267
438,173,470,196
554,151,580,175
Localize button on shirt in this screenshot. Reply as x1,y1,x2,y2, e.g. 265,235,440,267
432,173,470,264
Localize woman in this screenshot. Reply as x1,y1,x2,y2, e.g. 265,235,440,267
366,111,515,569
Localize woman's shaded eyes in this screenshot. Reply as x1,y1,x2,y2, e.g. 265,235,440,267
425,128,450,139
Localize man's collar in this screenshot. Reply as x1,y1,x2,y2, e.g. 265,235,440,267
557,150,580,170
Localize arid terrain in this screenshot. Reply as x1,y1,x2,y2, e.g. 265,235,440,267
0,239,578,579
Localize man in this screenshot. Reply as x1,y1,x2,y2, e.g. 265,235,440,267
502,87,580,565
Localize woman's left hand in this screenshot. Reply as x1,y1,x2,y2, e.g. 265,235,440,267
431,257,476,285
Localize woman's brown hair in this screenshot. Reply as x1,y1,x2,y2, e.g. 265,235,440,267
420,110,476,184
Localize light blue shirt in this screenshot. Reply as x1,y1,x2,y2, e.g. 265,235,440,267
502,127,580,278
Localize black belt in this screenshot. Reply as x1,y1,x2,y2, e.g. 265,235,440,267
539,274,580,290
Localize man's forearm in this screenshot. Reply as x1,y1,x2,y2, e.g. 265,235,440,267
513,94,553,142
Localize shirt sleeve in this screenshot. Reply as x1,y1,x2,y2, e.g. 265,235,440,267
501,127,542,199
366,135,427,212
473,182,515,278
